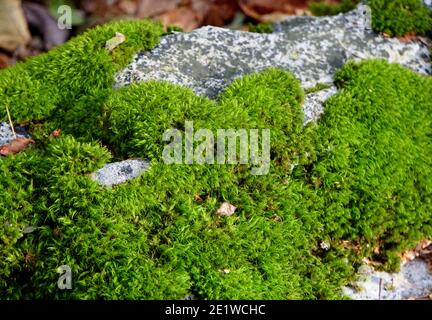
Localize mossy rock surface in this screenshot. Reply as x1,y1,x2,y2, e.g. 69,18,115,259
0,10,431,299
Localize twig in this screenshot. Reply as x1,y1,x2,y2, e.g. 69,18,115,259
378,278,382,300
5,105,16,139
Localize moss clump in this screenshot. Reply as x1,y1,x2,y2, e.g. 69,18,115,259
2,68,347,299
0,20,164,124
310,0,432,37
308,60,432,267
309,0,360,16
247,22,274,34
0,17,432,299
368,0,432,36
304,83,332,94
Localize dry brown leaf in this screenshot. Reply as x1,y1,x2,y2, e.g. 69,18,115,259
216,202,237,216
0,137,35,156
158,7,202,32
194,194,204,203
51,128,62,138
361,257,382,267
399,240,432,264
202,0,239,26
24,250,36,266
105,32,126,51
373,246,380,255
238,0,308,22
53,227,62,239
259,9,311,22
136,0,182,19
0,0,31,51
118,0,138,15
398,33,418,42
218,268,230,274
271,214,282,222
340,240,361,252
0,52,11,69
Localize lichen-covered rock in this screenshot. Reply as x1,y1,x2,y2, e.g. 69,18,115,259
115,4,431,100
343,259,432,300
91,159,150,187
303,86,338,125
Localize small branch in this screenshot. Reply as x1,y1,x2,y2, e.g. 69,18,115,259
5,105,17,139
378,278,382,300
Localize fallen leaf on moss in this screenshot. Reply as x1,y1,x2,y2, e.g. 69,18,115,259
52,128,62,138
24,250,37,265
218,268,230,274
0,137,35,156
271,214,282,222
373,246,380,255
105,32,126,51
53,227,62,238
400,240,432,264
216,202,237,216
194,194,204,203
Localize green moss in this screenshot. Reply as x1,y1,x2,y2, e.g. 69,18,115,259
368,0,432,36
0,66,347,299
247,22,274,34
304,83,332,94
164,25,184,35
0,19,164,124
308,60,432,263
0,17,432,299
310,0,432,37
310,0,360,16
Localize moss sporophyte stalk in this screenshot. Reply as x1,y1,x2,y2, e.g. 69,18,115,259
0,4,432,298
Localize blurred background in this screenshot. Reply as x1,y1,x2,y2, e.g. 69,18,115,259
0,0,358,68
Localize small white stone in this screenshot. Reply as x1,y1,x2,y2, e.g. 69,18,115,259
91,159,150,187
216,202,237,216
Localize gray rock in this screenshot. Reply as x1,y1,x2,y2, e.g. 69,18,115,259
303,86,338,125
0,122,30,146
91,159,150,187
343,259,432,300
115,4,430,101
